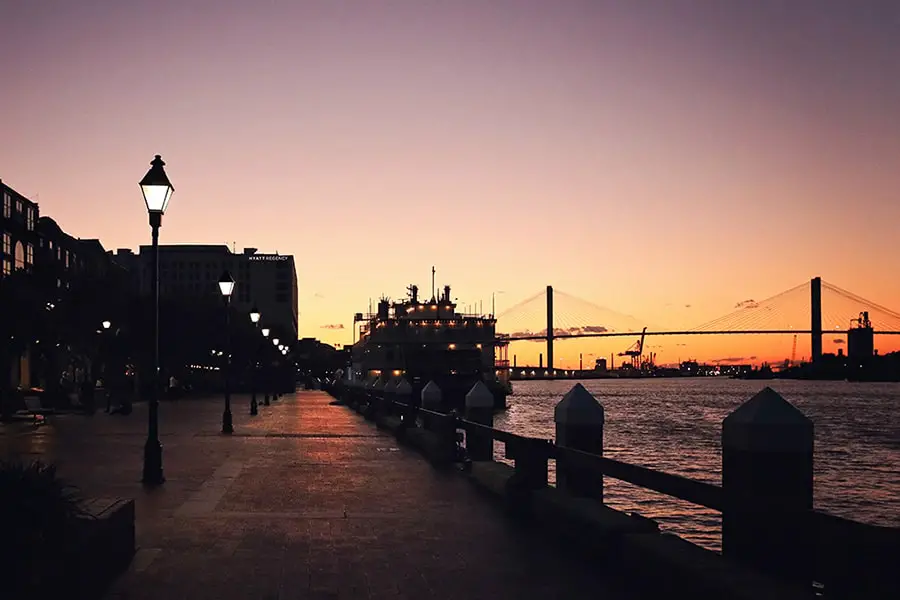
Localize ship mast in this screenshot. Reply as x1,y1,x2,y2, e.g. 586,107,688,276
431,266,436,302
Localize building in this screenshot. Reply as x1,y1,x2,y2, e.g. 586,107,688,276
112,244,299,342
1,179,39,277
1,179,40,389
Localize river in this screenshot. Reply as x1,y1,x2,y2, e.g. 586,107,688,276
492,378,900,551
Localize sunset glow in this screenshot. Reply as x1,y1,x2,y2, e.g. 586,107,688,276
2,1,898,365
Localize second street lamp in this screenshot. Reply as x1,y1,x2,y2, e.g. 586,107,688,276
249,305,261,416
261,328,271,405
218,270,236,434
139,154,174,486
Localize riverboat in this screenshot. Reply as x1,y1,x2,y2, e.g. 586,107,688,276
349,282,510,410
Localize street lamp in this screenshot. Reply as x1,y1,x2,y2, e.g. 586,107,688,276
261,328,271,405
271,338,281,399
218,270,235,434
249,305,260,416
139,154,173,486
102,320,111,330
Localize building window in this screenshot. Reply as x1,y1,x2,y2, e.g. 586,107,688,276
14,241,25,270
1,232,10,255
2,193,10,218
26,207,35,230
25,243,33,266
2,259,11,276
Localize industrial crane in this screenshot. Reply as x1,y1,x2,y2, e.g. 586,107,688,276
618,327,647,369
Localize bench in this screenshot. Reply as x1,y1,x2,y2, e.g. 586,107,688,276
22,395,48,425
68,498,136,598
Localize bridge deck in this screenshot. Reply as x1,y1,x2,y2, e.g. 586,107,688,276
0,391,637,600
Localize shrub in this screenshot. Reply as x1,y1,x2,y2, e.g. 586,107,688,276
0,460,85,599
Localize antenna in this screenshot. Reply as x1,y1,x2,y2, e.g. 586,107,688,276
431,266,436,302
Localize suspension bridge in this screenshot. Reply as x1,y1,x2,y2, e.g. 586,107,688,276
495,277,900,369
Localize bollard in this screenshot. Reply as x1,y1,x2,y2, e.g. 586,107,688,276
376,378,397,421
722,387,813,585
394,378,413,434
395,377,412,410
554,383,605,501
363,377,378,414
421,380,443,430
465,381,494,461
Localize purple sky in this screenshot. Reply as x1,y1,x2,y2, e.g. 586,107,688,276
2,0,898,358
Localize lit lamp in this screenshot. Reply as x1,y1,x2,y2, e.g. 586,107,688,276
102,320,111,330
249,305,261,416
139,154,174,487
260,327,271,405
218,270,235,434
271,338,280,399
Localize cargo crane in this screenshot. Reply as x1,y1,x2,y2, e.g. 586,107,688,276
790,334,797,366
618,327,647,369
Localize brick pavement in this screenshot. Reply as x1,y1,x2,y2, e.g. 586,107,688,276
0,391,642,600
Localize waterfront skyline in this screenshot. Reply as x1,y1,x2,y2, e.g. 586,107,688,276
2,0,899,363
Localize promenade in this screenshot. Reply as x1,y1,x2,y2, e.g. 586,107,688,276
0,391,639,600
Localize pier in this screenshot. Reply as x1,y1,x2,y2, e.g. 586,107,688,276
332,377,900,600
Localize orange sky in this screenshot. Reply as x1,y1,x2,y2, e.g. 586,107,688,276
2,1,899,365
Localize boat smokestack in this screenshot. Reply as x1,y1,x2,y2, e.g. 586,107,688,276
443,285,451,303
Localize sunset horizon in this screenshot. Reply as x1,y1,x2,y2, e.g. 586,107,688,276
3,0,899,364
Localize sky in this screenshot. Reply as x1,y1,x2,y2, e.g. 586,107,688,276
2,0,899,365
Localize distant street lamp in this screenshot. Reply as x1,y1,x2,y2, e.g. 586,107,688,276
218,270,235,434
139,154,173,486
102,320,111,330
261,328,271,405
249,305,261,416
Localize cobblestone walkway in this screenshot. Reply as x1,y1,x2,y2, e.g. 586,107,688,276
1,391,639,599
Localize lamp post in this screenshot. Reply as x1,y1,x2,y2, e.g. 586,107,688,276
261,328,270,405
249,305,260,416
218,270,236,434
139,155,173,486
272,338,280,398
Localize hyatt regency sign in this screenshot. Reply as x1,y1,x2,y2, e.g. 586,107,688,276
248,255,291,261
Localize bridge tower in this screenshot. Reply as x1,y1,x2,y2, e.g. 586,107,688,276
546,285,554,370
811,276,822,364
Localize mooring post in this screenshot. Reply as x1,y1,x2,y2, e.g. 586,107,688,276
394,377,412,424
554,383,605,501
465,381,494,461
722,387,814,585
376,377,396,421
421,380,442,429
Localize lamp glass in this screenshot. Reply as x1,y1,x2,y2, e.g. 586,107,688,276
250,306,261,323
272,338,280,346
141,183,173,214
261,328,270,337
218,270,235,297
102,320,111,330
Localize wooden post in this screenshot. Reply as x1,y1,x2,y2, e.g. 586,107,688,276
554,383,604,500
380,378,397,419
722,387,813,585
465,381,494,461
394,377,412,423
421,380,442,430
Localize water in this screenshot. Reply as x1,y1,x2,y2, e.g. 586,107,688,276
492,378,900,551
